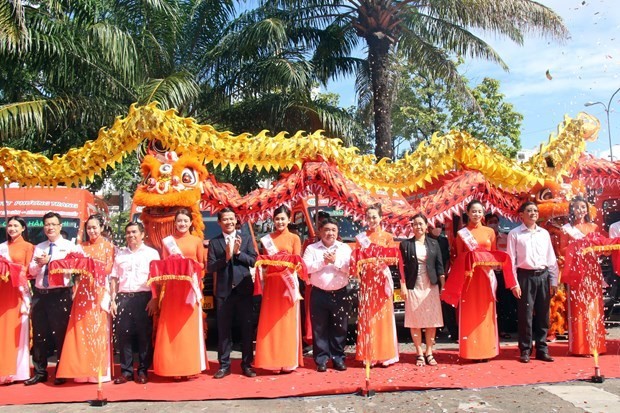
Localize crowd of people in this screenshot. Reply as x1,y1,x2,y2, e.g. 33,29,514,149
0,196,617,386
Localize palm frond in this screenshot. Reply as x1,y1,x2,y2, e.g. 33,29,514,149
138,71,200,110
0,99,46,141
0,0,29,51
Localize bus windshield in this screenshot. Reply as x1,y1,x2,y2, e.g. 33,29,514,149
0,218,81,244
308,207,364,241
132,211,251,241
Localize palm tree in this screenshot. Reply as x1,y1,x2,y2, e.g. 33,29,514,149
196,2,361,142
0,0,199,153
1,0,360,155
267,0,569,160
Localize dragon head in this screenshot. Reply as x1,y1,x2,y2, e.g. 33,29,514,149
133,141,208,251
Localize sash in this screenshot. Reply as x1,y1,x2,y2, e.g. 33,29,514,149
355,232,372,249
0,243,32,313
562,223,585,240
148,256,202,306
441,249,516,307
457,227,480,252
350,244,403,299
457,227,497,296
563,233,620,288
162,235,183,256
255,252,307,304
0,255,25,288
260,234,279,255
48,252,100,287
49,253,110,312
0,243,10,261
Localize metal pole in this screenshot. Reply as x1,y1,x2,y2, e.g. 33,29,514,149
586,86,620,162
0,167,8,226
605,87,620,162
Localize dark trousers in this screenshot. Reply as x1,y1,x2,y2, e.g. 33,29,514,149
31,287,73,376
517,269,551,354
310,287,350,366
441,301,459,339
496,270,518,333
115,292,153,377
216,289,254,370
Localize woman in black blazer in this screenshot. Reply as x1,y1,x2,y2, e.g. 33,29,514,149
399,213,445,367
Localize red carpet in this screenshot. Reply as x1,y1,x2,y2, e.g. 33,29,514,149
1,340,619,405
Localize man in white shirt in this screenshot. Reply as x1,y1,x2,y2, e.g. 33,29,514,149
109,222,160,384
507,201,558,364
609,220,620,238
26,212,79,386
303,217,352,372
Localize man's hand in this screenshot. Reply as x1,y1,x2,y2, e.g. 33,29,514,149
110,300,118,318
233,236,242,255
34,253,50,267
146,297,159,316
323,251,336,265
550,285,558,296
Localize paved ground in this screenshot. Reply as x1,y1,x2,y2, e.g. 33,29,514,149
1,325,618,413
1,379,618,412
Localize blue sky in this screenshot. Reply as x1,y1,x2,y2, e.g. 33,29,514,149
325,0,620,158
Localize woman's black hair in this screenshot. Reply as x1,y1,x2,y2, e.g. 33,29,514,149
365,203,383,217
7,216,29,242
568,196,592,225
466,199,484,212
175,208,195,232
273,205,291,218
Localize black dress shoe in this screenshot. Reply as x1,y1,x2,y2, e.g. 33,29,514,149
53,378,66,385
213,368,231,379
333,361,347,371
113,375,132,384
316,364,327,373
242,367,257,378
536,353,554,362
24,375,47,386
520,351,530,363
137,373,148,384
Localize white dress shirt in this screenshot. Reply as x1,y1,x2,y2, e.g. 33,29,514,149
303,240,352,291
29,237,79,289
506,224,559,286
609,221,620,239
110,243,160,293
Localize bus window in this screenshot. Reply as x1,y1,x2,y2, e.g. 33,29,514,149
0,218,80,244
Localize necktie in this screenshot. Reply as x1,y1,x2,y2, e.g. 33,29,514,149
227,235,235,258
42,242,55,288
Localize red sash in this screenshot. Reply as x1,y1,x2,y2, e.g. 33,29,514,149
350,244,403,314
254,252,307,304
0,256,26,289
563,233,620,288
441,249,516,307
48,252,103,286
148,256,202,306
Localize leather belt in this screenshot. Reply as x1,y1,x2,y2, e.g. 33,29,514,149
34,287,71,295
517,268,548,276
117,291,151,298
313,286,347,294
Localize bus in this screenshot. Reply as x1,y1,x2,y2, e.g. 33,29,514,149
0,186,105,244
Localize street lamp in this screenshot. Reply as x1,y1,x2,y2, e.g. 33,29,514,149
585,86,620,162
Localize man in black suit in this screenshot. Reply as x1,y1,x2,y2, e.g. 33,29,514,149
207,208,257,378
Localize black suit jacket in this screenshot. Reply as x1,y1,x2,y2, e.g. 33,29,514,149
399,236,445,289
207,231,257,299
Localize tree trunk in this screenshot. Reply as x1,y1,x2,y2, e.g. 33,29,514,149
367,34,393,161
